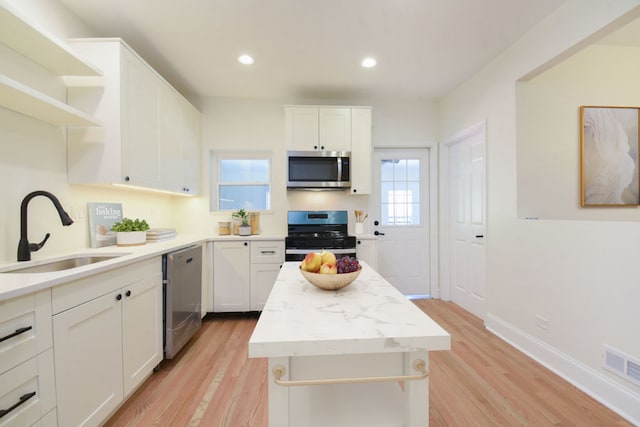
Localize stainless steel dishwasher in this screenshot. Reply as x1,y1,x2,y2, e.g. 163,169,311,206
163,245,202,359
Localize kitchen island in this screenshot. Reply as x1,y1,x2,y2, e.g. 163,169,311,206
248,261,450,427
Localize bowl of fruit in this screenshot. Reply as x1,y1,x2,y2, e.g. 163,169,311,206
299,250,362,290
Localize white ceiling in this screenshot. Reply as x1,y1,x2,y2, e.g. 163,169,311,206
59,0,566,101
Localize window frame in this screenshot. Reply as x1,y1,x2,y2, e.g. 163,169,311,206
209,150,272,212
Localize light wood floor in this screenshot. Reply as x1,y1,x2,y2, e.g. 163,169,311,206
105,300,632,426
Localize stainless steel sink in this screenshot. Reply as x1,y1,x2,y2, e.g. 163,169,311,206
1,254,126,274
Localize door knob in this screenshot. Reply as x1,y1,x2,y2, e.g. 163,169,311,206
374,220,379,226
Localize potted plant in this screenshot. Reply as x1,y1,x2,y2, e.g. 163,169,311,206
111,217,150,246
232,208,252,236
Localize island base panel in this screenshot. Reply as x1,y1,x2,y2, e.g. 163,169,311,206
267,351,429,426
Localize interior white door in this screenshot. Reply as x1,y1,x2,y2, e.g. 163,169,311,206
373,148,430,297
449,127,487,319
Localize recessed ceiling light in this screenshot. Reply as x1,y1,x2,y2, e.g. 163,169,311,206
238,54,254,65
361,57,377,68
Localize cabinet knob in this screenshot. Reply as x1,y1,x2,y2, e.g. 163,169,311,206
320,145,325,150
124,176,130,182
125,290,132,297
244,242,248,246
357,240,361,244
313,145,318,150
352,188,357,193
116,293,122,301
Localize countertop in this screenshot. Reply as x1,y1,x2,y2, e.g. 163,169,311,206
248,261,450,358
0,233,285,301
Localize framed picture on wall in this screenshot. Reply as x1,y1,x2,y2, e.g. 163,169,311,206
580,106,640,206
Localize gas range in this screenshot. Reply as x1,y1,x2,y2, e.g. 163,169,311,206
285,210,356,261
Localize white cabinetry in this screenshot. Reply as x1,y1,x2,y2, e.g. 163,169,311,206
67,38,201,195
0,291,56,426
213,241,250,312
285,106,351,151
285,105,372,194
52,258,162,427
159,85,201,194
213,240,284,312
356,236,377,270
350,107,372,195
250,240,285,311
0,2,102,127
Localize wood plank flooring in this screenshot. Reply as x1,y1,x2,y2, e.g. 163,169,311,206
104,300,632,426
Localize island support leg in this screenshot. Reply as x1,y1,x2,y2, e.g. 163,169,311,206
404,350,429,426
268,357,289,427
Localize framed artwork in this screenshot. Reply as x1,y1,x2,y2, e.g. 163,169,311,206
580,106,640,206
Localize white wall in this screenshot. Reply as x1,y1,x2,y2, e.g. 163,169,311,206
517,43,640,220
176,96,438,236
439,1,640,423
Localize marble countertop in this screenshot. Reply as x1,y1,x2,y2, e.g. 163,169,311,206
248,261,450,358
0,233,288,301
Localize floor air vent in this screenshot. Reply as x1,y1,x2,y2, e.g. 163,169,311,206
603,345,640,387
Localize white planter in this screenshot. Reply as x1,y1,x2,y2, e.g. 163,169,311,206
238,224,252,236
116,231,147,246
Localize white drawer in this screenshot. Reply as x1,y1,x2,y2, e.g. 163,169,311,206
52,257,161,314
250,241,284,264
0,291,52,375
0,349,56,427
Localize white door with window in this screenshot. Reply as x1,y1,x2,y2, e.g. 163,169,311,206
373,148,432,297
448,124,487,319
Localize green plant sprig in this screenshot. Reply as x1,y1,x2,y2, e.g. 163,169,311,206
232,208,250,225
111,217,150,232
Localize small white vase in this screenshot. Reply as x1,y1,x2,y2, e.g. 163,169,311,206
355,223,364,235
116,231,147,246
238,224,252,236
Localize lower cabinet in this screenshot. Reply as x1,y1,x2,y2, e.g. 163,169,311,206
213,239,284,312
52,258,162,427
0,290,56,427
356,237,377,270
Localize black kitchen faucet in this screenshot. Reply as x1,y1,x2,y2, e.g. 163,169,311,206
17,191,74,261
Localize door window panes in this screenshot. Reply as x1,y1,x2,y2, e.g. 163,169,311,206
380,158,421,225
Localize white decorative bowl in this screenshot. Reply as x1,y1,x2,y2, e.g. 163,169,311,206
300,266,362,290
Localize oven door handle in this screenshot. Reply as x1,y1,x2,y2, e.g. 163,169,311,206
285,248,355,255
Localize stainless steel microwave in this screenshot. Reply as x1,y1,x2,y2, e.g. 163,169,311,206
287,150,351,189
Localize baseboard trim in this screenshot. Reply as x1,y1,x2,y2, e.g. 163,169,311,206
485,313,640,425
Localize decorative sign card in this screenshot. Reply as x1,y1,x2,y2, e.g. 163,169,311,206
87,202,123,247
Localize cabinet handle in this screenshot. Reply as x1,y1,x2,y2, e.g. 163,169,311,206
272,359,427,387
352,188,357,193
260,250,276,255
357,240,361,245
244,242,248,246
125,290,132,297
313,145,318,149
124,176,130,182
0,391,36,419
0,326,32,343
116,293,122,301
374,231,385,236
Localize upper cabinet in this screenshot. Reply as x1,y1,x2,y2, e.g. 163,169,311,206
286,105,373,194
67,39,201,195
285,106,352,151
0,1,102,126
350,107,372,195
